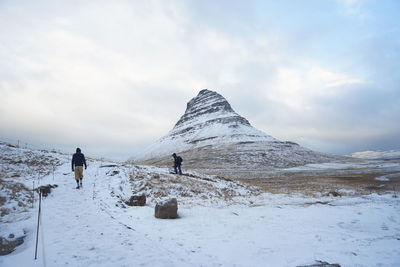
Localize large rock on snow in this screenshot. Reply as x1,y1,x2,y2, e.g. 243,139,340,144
0,236,25,256
131,89,340,175
155,198,178,219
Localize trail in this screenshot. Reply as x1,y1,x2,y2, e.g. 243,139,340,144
40,160,199,267
1,160,191,267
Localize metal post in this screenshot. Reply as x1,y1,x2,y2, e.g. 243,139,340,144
92,181,95,200
32,181,35,208
34,190,42,260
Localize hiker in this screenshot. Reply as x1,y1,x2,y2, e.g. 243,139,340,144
71,147,87,189
172,153,183,175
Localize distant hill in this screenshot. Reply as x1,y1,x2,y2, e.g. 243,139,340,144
349,150,400,160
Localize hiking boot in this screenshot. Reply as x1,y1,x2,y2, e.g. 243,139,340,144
80,182,83,187
76,185,80,189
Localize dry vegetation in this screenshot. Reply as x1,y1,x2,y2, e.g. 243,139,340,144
237,170,400,197
0,143,64,223
128,166,261,204
0,178,33,222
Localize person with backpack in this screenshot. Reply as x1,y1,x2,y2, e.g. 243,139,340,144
172,153,183,175
72,147,87,189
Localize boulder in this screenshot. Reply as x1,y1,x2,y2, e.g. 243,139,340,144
155,198,178,219
126,194,146,206
0,236,25,256
36,184,58,197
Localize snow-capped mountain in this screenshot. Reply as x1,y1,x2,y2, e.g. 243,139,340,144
349,149,400,160
132,89,338,172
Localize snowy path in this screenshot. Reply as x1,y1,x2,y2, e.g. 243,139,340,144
1,159,400,267
1,160,190,267
36,162,175,267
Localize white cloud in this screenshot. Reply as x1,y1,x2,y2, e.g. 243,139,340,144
0,0,398,158
262,64,365,111
336,0,369,18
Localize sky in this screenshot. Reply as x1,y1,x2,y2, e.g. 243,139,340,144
0,0,399,160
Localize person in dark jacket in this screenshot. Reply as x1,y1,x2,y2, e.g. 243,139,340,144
172,153,183,175
72,147,87,189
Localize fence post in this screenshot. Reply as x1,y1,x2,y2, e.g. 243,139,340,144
32,181,35,208
34,190,42,260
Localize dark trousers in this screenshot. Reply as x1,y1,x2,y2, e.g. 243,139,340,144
174,164,182,175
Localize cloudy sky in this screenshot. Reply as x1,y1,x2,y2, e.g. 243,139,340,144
1,0,399,160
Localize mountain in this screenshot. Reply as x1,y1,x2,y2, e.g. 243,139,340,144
349,150,400,160
131,89,339,175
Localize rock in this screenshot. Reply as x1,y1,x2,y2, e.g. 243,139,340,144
108,170,119,176
126,194,146,206
36,184,57,197
328,191,341,197
155,198,178,219
297,260,341,267
99,164,119,168
36,184,58,197
0,236,25,256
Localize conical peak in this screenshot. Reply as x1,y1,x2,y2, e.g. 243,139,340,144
174,89,239,128
132,88,284,162
190,89,234,113
197,89,220,97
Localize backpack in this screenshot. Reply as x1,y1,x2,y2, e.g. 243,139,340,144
177,156,183,164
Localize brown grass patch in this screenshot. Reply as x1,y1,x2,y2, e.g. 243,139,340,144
237,171,400,196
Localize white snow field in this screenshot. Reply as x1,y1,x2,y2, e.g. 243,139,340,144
1,145,400,267
350,150,400,160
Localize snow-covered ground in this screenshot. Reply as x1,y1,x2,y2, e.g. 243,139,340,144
350,150,400,160
1,144,400,267
281,161,400,173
